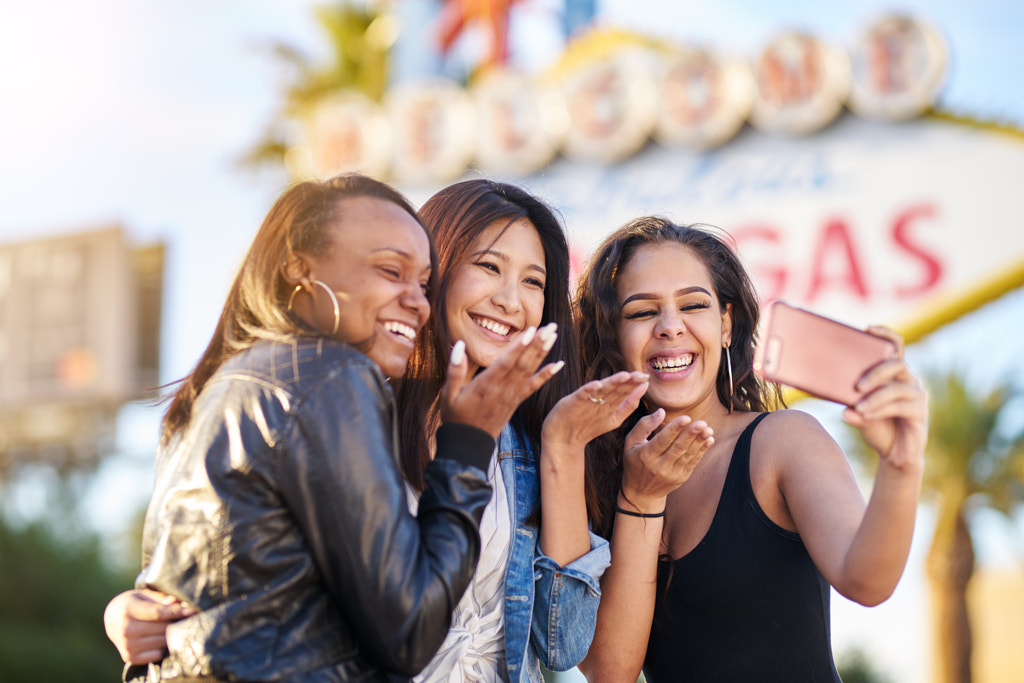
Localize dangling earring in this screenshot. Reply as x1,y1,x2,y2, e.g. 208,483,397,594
311,279,341,335
286,280,341,336
724,341,734,414
287,285,302,311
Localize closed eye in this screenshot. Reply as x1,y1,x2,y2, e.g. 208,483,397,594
524,276,545,289
681,301,711,312
476,261,500,274
624,309,657,320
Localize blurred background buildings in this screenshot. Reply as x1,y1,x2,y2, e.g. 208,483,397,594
1,1,1022,681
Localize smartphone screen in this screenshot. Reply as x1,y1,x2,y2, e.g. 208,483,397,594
754,301,898,406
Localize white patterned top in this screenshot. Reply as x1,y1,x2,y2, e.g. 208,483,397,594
406,450,511,682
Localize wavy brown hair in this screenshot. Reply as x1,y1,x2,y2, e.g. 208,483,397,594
160,173,431,445
394,180,592,517
575,217,783,536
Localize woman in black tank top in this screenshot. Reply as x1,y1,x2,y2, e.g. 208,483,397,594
573,218,928,682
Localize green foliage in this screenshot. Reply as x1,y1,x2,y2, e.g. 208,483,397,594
846,370,1024,516
0,517,134,681
240,1,393,172
836,646,893,683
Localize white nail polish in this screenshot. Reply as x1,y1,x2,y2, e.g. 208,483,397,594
542,329,558,352
520,326,537,345
450,340,465,366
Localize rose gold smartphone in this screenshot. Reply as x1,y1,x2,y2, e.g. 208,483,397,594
753,301,898,406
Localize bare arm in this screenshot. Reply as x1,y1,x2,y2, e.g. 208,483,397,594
579,412,714,682
775,327,928,606
539,371,648,565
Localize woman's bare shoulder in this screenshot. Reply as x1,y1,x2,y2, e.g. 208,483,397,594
753,409,843,461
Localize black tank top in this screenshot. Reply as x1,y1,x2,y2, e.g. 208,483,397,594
644,413,841,682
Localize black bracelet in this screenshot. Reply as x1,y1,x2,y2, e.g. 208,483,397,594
615,505,665,518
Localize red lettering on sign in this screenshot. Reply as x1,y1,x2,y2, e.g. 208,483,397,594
731,225,787,302
891,204,943,297
806,218,869,302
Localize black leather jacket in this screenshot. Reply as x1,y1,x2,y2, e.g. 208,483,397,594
127,337,495,682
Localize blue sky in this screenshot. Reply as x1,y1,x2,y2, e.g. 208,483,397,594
1,2,1023,680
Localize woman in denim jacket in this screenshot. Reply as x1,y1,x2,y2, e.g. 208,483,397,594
395,180,648,682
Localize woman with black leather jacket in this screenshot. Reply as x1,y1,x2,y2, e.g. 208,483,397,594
109,174,563,682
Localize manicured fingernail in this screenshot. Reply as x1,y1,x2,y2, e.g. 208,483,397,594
451,340,465,366
539,322,558,350
550,360,565,374
520,326,537,345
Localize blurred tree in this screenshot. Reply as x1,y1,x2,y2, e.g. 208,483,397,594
849,371,1024,683
0,517,134,681
836,646,893,683
922,373,1024,683
240,1,396,171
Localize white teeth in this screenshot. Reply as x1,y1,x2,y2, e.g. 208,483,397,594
472,316,511,337
650,354,693,371
383,321,416,341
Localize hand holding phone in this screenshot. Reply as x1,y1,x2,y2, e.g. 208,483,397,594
753,301,898,406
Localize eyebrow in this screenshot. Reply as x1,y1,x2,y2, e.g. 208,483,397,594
372,246,413,258
470,248,547,276
372,246,432,274
621,286,712,306
371,246,425,264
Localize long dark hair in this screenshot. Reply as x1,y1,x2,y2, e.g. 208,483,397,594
161,173,430,445
395,180,590,511
575,217,782,536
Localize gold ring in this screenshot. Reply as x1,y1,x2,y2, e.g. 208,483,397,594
588,395,605,404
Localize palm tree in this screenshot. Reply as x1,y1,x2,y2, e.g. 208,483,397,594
239,1,394,171
920,372,1024,683
843,369,1024,682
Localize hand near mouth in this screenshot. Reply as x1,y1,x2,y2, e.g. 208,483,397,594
440,322,565,439
619,412,715,513
541,371,650,452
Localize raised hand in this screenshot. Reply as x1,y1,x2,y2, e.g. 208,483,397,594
619,411,715,512
541,371,649,450
842,326,928,472
441,323,565,438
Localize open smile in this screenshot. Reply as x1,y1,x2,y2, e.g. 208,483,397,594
649,353,694,373
471,314,516,338
383,320,417,344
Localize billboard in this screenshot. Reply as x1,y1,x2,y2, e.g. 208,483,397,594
481,113,1024,335
0,227,163,468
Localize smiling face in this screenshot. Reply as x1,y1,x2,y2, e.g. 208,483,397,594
615,241,732,421
299,196,432,378
445,217,547,375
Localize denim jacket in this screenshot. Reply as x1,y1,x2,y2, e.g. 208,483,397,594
498,426,611,683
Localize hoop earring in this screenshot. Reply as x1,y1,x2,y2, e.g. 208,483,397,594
311,279,341,336
287,285,302,311
724,342,734,414
286,280,340,336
